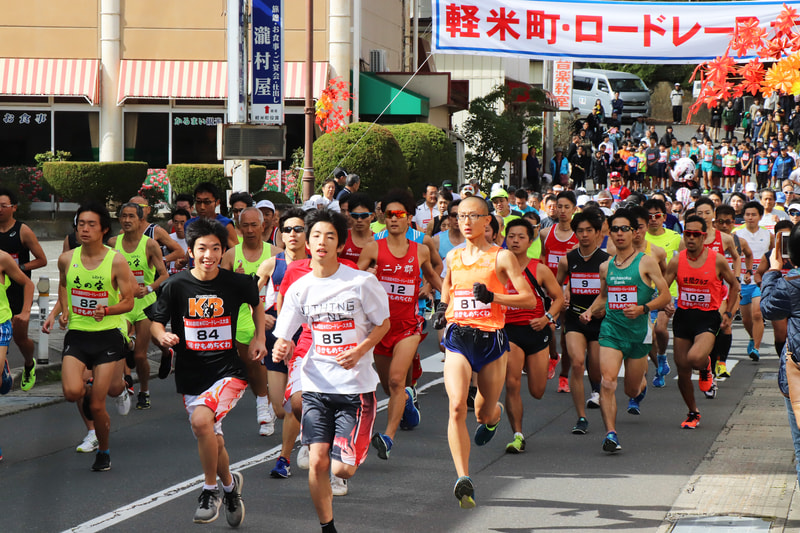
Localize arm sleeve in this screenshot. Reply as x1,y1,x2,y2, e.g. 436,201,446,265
760,271,792,321
360,275,390,328
273,285,306,340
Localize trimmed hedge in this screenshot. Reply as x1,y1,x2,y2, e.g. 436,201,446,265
313,122,408,197
167,164,268,198
386,123,457,199
0,167,33,217
253,189,293,206
42,162,148,204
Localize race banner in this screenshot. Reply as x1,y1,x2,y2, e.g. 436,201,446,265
432,0,800,64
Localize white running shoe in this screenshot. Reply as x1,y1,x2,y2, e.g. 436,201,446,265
256,397,275,436
115,390,131,416
586,391,601,409
76,431,99,453
297,445,310,470
330,474,348,496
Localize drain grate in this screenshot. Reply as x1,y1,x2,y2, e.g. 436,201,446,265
672,516,772,532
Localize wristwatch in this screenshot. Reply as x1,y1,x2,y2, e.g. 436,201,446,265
146,285,154,294
545,311,556,324
641,303,650,314
724,311,732,318
19,263,26,272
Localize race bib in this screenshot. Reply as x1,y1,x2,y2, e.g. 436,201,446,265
184,316,232,351
547,252,564,269
70,288,109,316
453,288,491,319
380,281,415,303
679,287,711,308
608,285,637,310
132,269,145,287
571,273,601,295
743,258,761,274
312,320,358,356
10,252,18,265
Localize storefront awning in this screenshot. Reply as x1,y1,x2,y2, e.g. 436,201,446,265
117,60,329,104
0,58,100,104
506,79,559,112
359,72,429,117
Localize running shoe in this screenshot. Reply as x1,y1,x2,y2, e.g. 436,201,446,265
296,445,310,470
20,359,36,391
572,417,589,435
557,376,570,393
193,488,221,523
586,391,600,409
453,476,476,509
136,391,150,410
466,386,477,411
681,411,701,429
115,389,131,416
602,431,622,453
505,433,526,454
652,373,666,388
257,398,275,436
0,360,11,394
749,348,760,362
747,339,754,357
158,347,173,379
330,474,348,496
474,403,504,446
698,360,713,393
76,431,98,453
124,374,134,397
223,471,244,527
657,354,670,377
704,379,718,399
627,387,647,415
371,432,393,460
716,361,730,378
270,456,291,479
547,354,561,380
400,386,421,429
91,451,111,472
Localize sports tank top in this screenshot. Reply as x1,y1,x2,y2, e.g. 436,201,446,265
736,226,771,283
543,226,579,276
234,242,272,305
66,247,120,331
705,229,724,255
341,230,367,264
438,230,459,260
376,239,420,321
0,270,11,323
114,235,156,308
601,252,655,343
445,246,507,331
0,220,31,295
566,247,609,316
505,259,545,325
676,249,723,311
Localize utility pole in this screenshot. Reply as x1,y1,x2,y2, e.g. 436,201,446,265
227,0,249,191
302,0,315,201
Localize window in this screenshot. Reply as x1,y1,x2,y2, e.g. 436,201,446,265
0,110,50,166
597,79,610,93
573,76,593,91
609,78,648,92
171,113,224,164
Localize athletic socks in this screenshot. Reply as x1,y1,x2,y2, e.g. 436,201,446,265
777,340,786,357
222,481,234,493
203,483,218,492
321,519,337,533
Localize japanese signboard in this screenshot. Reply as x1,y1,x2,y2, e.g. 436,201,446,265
552,60,572,110
432,0,800,63
251,0,284,124
1,111,48,126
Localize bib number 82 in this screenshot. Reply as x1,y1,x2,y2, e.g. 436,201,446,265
80,299,98,309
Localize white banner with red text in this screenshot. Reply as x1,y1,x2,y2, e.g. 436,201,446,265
432,0,799,63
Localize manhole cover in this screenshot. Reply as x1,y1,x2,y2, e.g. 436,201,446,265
672,516,772,532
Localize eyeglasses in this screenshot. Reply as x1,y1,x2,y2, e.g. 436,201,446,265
609,225,637,233
349,212,372,220
195,199,215,205
457,213,488,221
384,210,408,219
529,224,540,229
648,213,663,219
683,230,707,238
716,218,734,224
230,208,244,214
790,210,800,216
0,204,15,209
280,225,305,234
136,203,149,208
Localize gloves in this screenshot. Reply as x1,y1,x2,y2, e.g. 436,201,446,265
432,301,448,330
473,282,494,304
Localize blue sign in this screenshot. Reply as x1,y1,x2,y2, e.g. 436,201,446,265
251,0,283,124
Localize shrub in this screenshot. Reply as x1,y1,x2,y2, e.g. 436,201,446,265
313,122,408,198
0,167,34,217
42,162,147,204
168,164,268,199
253,189,293,206
386,123,457,198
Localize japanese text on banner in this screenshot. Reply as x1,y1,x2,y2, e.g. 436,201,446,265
251,0,284,124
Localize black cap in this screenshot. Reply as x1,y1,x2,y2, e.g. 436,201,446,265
690,188,701,197
442,180,453,188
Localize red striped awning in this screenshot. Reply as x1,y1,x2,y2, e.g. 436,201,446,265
117,60,329,104
0,58,100,104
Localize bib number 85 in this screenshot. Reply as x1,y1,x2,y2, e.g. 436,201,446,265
322,333,343,344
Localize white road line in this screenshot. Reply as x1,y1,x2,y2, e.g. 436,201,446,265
64,374,445,533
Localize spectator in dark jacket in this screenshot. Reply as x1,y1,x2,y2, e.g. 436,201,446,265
588,149,608,189
570,145,591,189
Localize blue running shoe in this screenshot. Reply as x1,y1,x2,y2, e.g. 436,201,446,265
474,403,504,446
747,339,754,356
602,431,622,453
627,387,646,415
657,355,670,377
400,386,420,430
749,348,760,362
0,360,11,395
652,373,665,388
371,432,393,460
453,476,476,509
269,456,291,479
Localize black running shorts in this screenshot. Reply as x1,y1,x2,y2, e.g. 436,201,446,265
672,307,722,340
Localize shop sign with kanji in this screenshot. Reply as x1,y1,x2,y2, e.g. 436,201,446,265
553,60,572,110
251,0,284,124
433,0,800,63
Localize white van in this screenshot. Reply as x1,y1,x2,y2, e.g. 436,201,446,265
572,69,651,121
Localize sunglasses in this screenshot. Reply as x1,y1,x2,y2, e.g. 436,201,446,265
648,213,663,219
716,218,734,224
349,212,372,220
195,199,215,205
280,225,305,234
609,225,637,233
684,230,707,238
790,210,800,216
230,207,244,214
384,210,408,219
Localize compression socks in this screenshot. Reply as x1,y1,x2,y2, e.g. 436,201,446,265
321,519,337,533
714,333,732,363
777,340,786,357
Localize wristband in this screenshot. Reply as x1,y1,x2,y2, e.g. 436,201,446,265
146,285,154,294
724,311,732,318
641,303,650,314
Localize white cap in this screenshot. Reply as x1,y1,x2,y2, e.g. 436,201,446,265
745,182,757,192
788,203,800,212
256,199,275,212
600,206,614,216
461,184,475,195
577,194,591,207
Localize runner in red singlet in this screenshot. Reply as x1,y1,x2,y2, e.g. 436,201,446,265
339,194,374,265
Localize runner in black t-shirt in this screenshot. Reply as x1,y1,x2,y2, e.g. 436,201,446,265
151,218,266,527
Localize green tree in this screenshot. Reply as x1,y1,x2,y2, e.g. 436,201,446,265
460,85,545,188
385,123,457,198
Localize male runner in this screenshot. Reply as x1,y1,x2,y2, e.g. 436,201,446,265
186,182,239,249
129,195,184,265
108,203,169,409
432,196,535,508
733,201,773,361
49,203,137,471
273,209,390,533
151,218,266,526
581,208,671,453
168,208,191,274
431,200,465,262
0,187,47,390
540,191,579,392
339,193,374,264
221,207,276,436
665,215,739,428
556,208,609,435
503,218,564,452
